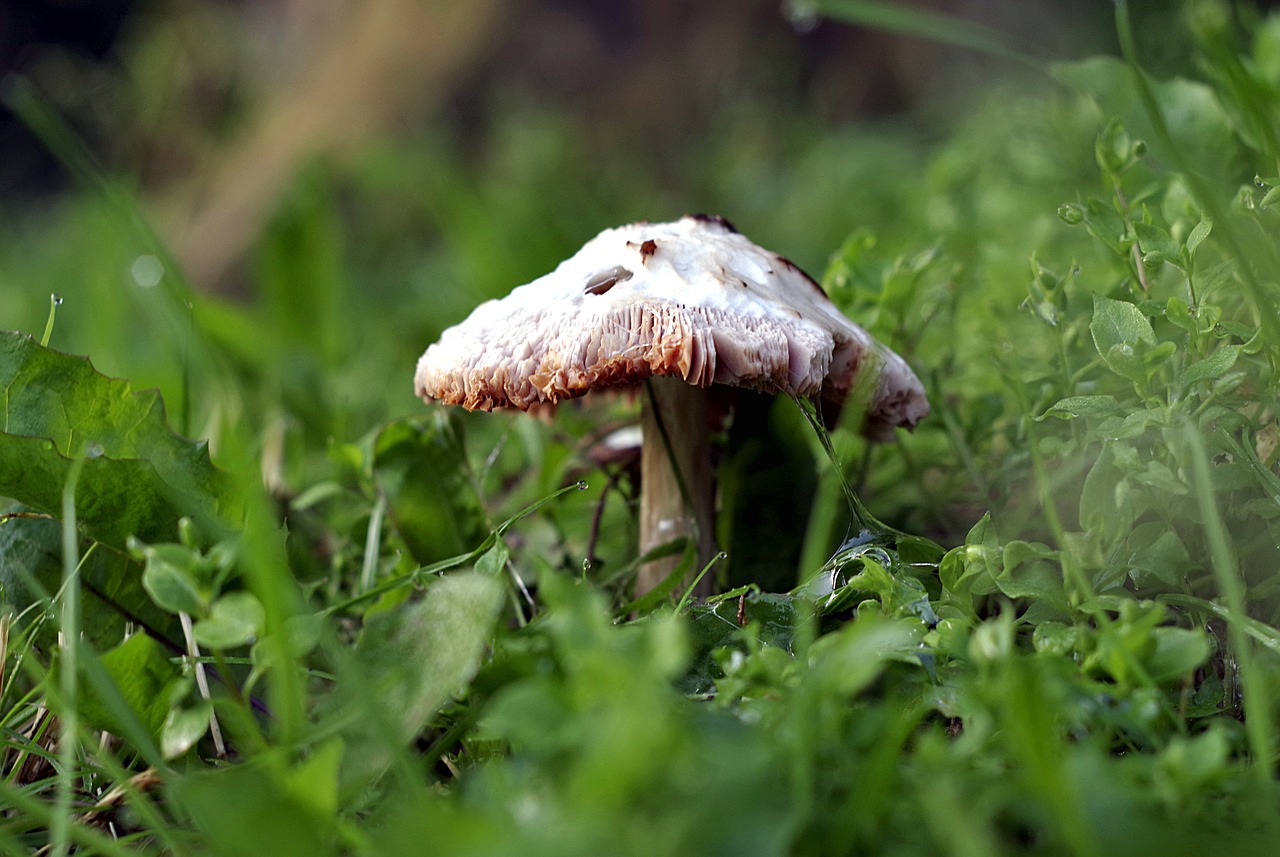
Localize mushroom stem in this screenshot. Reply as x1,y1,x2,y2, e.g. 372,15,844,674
637,376,717,599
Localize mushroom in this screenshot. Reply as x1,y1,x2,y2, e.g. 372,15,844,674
414,214,928,599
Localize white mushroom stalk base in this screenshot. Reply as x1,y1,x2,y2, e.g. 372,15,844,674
637,376,717,599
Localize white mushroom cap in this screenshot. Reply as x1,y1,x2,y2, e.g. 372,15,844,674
414,215,928,437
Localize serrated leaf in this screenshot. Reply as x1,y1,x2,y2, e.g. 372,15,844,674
0,332,240,548
0,511,178,647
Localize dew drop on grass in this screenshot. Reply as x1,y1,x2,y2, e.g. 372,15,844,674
575,480,588,491
51,294,63,305
130,255,164,288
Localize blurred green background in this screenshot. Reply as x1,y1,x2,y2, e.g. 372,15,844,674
0,0,1226,562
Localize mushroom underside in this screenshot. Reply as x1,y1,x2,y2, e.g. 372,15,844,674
414,301,887,414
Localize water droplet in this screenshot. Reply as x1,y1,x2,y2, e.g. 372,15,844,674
1071,264,1081,276
575,480,588,491
1256,175,1267,188
785,0,819,32
51,293,63,305
130,255,164,288
717,551,728,560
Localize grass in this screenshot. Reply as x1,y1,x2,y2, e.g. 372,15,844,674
3,1,1280,854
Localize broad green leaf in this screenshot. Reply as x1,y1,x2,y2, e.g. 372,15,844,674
473,540,509,577
172,759,341,857
0,511,177,647
337,572,503,785
76,631,181,737
1080,446,1138,544
1032,621,1080,656
279,739,344,819
0,332,240,548
1092,295,1159,382
141,545,208,616
1091,295,1157,355
1133,221,1181,267
806,615,922,698
1126,524,1192,588
162,700,213,759
194,591,266,649
1147,627,1212,682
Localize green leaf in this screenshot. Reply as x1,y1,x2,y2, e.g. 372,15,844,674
1126,524,1192,588
172,759,341,857
76,632,181,738
1079,197,1128,255
1147,627,1211,683
1182,344,1242,385
1185,216,1212,259
1051,57,1238,182
194,591,266,649
1166,297,1196,334
1091,295,1159,382
1091,294,1157,354
474,540,509,577
0,332,240,548
1133,221,1181,268
161,701,213,759
337,572,503,785
0,511,178,647
1038,395,1123,421
373,414,488,566
141,545,208,616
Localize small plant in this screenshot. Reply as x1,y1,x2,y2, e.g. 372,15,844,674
2,2,1279,855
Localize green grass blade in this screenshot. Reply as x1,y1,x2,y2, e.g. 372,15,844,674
51,457,84,857
1181,419,1278,805
796,0,1042,69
